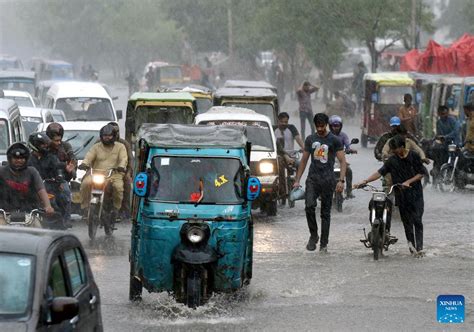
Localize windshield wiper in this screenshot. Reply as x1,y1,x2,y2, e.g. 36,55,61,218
65,133,79,143
73,135,95,156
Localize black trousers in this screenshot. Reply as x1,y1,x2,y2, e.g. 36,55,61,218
305,176,335,247
300,111,315,139
346,165,353,194
398,192,424,251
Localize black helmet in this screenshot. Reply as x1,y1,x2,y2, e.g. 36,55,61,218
100,124,116,145
6,142,30,171
107,121,120,140
28,132,51,154
46,122,64,139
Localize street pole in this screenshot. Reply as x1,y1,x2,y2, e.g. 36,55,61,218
227,0,233,68
411,0,417,49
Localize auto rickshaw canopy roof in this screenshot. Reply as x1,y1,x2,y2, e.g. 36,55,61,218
224,80,277,93
138,123,247,148
464,77,474,85
129,92,195,102
364,72,414,86
214,87,277,98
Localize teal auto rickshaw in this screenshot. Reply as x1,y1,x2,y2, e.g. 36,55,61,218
130,124,261,307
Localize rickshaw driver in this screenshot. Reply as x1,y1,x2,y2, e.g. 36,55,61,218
78,124,128,221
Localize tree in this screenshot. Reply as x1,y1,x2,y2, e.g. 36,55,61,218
342,0,434,72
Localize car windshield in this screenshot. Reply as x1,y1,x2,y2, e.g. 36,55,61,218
379,86,414,104
0,253,35,318
200,120,274,151
0,80,35,95
195,98,213,114
21,117,42,137
60,130,99,159
56,97,115,121
0,120,9,153
135,105,193,131
159,67,182,80
149,156,245,204
7,96,34,107
224,102,275,123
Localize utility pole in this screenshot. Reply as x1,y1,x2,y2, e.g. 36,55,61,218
411,0,417,49
227,0,233,64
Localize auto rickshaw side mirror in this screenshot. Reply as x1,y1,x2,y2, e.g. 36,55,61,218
134,172,149,197
350,138,359,145
246,177,261,201
371,92,378,103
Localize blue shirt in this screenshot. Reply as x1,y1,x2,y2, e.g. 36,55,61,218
332,131,351,151
436,116,461,145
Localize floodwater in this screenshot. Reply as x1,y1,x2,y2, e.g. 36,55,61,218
70,87,473,331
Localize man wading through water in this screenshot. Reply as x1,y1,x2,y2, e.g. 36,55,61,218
293,113,347,252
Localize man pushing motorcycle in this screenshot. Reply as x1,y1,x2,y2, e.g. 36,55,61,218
79,124,128,223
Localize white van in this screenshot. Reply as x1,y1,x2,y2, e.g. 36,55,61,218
19,107,66,137
45,81,122,122
195,106,281,216
0,99,26,163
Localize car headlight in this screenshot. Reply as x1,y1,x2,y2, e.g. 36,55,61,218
259,161,274,174
92,174,105,185
372,193,386,202
187,226,205,244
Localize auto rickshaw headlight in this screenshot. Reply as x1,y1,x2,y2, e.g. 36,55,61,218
92,174,105,185
259,161,274,174
187,226,205,244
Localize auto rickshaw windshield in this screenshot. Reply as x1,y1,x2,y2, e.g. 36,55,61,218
378,86,414,104
148,156,245,204
135,105,194,126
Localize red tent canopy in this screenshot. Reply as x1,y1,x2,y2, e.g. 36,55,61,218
400,34,474,76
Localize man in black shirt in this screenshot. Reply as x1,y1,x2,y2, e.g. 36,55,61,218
293,113,347,252
0,143,54,225
355,135,425,256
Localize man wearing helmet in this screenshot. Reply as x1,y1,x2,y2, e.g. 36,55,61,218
328,115,357,198
78,124,128,221
45,122,76,226
374,116,417,161
28,132,71,228
0,143,54,225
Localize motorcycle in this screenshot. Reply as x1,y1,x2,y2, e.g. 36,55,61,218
357,184,399,260
439,143,474,192
86,168,117,240
279,149,301,208
0,209,44,228
333,138,359,212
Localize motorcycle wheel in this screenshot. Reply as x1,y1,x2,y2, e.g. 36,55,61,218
129,274,142,301
371,224,381,261
439,165,455,192
335,192,343,212
186,270,202,308
88,204,100,241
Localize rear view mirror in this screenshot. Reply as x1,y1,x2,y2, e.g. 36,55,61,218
50,297,79,324
246,177,261,201
1,161,7,166
116,110,123,119
134,172,148,197
371,93,378,103
350,138,359,144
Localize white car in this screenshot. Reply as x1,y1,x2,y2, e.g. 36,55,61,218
36,121,112,207
2,89,36,107
44,81,122,122
19,107,66,137
195,106,280,216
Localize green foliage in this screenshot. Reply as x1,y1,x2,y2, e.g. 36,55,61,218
437,0,474,39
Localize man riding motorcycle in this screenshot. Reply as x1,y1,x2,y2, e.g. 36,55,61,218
456,102,474,174
46,122,76,224
329,115,357,198
0,143,54,226
79,124,128,222
28,132,71,228
374,116,418,161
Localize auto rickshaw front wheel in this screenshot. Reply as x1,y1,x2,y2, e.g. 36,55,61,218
129,275,143,301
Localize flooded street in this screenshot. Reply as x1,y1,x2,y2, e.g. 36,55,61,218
68,88,474,331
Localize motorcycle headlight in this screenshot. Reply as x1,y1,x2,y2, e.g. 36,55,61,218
372,193,386,202
259,161,274,174
448,144,456,152
187,226,205,244
92,174,105,185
